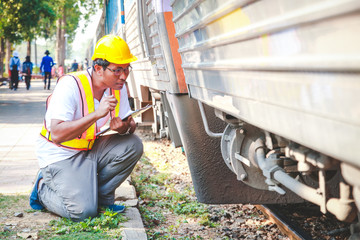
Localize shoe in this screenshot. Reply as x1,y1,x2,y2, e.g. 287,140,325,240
29,170,44,210
104,204,126,213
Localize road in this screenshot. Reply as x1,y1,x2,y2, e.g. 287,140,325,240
0,78,49,194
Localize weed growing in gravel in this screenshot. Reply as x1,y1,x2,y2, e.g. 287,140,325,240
132,155,218,239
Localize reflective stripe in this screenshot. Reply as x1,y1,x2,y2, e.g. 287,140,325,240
72,72,96,139
40,125,95,150
39,71,121,150
111,88,121,118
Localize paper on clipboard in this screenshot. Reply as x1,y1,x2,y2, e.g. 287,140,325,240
96,105,153,137
121,104,153,121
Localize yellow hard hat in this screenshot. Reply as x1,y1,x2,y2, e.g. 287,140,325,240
91,35,137,64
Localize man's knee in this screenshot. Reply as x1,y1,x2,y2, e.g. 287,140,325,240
113,134,143,157
132,135,144,158
68,203,98,222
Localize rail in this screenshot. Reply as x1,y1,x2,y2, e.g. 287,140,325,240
256,205,313,240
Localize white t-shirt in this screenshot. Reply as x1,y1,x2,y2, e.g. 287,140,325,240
36,69,131,168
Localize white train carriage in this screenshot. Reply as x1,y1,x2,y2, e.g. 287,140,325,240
98,0,360,225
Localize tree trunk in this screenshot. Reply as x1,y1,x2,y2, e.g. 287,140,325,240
5,39,11,78
55,18,62,66
61,12,66,67
27,40,31,60
34,39,38,66
0,38,4,78
56,8,66,70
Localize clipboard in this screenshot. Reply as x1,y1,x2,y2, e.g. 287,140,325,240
121,104,152,121
96,105,153,137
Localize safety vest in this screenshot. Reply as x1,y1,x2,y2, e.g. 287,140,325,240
40,71,121,150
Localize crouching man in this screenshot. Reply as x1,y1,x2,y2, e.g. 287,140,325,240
30,35,143,221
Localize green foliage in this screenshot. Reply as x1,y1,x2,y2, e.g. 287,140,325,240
172,201,207,217
47,209,127,234
55,0,103,43
139,206,166,228
36,209,127,239
0,194,27,209
33,66,40,74
41,232,111,240
0,0,102,44
0,0,57,42
132,155,219,239
0,230,12,238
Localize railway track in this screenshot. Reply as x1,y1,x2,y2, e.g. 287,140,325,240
257,205,313,240
257,204,352,240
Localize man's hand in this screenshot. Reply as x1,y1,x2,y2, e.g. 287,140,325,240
110,115,136,135
96,95,118,118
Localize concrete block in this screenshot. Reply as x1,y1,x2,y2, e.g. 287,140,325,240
115,184,137,200
115,199,139,207
121,207,147,240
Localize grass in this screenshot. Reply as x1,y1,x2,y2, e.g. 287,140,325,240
38,208,128,239
0,194,128,239
0,194,28,209
131,154,219,239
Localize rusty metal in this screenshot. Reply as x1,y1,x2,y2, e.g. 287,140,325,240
256,205,313,240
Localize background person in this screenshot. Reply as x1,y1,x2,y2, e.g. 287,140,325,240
22,56,33,90
40,50,54,90
30,35,143,222
57,64,64,78
9,51,21,90
71,59,79,72
84,58,89,69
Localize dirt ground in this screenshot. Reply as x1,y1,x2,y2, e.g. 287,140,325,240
137,128,291,240
0,195,59,239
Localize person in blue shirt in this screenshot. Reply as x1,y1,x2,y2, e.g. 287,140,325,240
22,56,33,90
40,50,54,90
71,59,79,72
9,51,21,90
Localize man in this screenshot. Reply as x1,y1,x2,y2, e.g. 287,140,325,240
71,59,79,72
22,56,33,90
57,64,64,78
84,58,89,69
9,51,21,90
30,35,143,222
40,50,54,90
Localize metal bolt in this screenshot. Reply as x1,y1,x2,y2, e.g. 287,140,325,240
239,173,247,181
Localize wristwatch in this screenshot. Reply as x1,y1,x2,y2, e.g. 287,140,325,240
120,127,131,136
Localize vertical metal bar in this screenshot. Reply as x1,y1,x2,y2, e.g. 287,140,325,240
198,101,222,138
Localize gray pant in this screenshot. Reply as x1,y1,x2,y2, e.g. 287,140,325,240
38,133,143,221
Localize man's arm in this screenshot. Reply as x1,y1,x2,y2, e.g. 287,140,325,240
50,95,118,144
9,58,13,70
40,60,44,72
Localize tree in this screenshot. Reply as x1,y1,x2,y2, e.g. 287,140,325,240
0,0,102,77
55,0,102,68
0,0,57,77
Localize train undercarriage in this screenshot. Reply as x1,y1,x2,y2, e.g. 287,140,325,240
151,91,360,237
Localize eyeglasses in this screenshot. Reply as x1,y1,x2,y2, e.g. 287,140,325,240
106,66,132,75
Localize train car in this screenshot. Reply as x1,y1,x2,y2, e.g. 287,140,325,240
95,0,360,230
